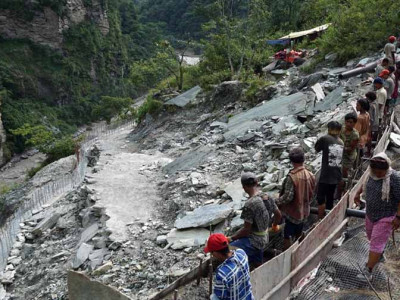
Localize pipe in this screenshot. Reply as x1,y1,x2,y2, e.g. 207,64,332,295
338,61,378,80
310,207,365,218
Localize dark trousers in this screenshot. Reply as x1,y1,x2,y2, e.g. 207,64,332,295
317,182,337,210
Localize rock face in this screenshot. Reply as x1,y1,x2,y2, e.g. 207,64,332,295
0,98,6,167
0,0,109,49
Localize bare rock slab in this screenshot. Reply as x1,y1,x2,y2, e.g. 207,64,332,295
72,243,94,269
165,86,201,107
32,213,61,236
78,223,99,246
166,228,210,250
174,203,233,229
68,271,131,300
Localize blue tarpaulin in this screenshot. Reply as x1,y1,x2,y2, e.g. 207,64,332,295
266,39,290,45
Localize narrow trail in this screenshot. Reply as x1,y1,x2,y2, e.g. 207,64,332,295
90,126,170,243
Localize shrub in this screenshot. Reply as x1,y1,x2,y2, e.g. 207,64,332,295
136,96,163,123
92,96,134,123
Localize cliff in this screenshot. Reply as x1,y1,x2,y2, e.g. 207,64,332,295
0,0,109,49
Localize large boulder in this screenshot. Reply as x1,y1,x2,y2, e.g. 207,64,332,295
174,203,234,229
212,81,243,107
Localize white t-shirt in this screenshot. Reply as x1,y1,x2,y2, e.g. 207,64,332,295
384,43,396,65
376,87,388,118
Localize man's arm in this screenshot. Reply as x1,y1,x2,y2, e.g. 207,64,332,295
229,221,252,242
346,138,359,153
354,186,363,206
315,137,323,153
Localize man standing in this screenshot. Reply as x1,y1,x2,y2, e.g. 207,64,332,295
228,173,280,266
384,36,396,66
374,77,388,126
205,233,255,300
315,121,344,219
379,69,395,108
375,58,389,77
276,148,316,250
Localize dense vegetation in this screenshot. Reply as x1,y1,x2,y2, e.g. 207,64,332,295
1,0,399,168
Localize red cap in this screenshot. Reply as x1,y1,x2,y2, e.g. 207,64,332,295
204,233,229,253
389,36,396,43
379,69,390,77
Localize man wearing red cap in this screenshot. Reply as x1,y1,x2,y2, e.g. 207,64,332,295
379,69,395,108
384,36,396,66
205,233,255,300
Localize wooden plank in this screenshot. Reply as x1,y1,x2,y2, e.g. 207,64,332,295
148,258,211,300
291,194,348,270
250,242,297,300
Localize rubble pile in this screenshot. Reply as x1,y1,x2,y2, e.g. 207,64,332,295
0,53,382,299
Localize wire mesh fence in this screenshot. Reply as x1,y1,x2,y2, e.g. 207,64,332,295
0,119,135,271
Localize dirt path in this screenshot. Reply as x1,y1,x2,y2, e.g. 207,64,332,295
90,127,170,243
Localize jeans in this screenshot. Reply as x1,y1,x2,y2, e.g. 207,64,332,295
230,237,263,264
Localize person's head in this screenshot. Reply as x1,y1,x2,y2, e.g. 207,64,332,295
379,69,390,80
388,66,395,74
370,153,391,178
357,99,370,113
389,35,396,43
241,172,258,195
289,147,305,166
327,121,342,137
373,77,384,89
344,113,357,130
204,233,231,262
365,91,377,102
381,58,389,67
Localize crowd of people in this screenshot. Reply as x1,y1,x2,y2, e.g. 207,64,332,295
203,35,400,300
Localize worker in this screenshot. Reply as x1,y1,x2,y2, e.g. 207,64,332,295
392,62,400,105
315,121,344,219
354,153,400,281
276,148,316,250
228,172,280,266
366,92,379,156
375,58,389,77
339,113,359,195
355,99,371,153
379,69,395,109
374,77,387,127
384,36,396,66
205,233,255,300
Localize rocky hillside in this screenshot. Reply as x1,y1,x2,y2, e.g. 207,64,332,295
0,0,134,165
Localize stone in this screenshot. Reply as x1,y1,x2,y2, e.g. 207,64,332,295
311,83,325,101
313,87,344,113
78,223,99,246
210,121,228,130
92,261,113,276
7,257,21,266
301,137,317,152
108,242,122,251
224,178,246,209
0,270,15,285
298,72,324,89
0,283,6,299
51,251,69,261
390,133,400,147
190,172,208,187
32,213,61,236
72,243,94,269
165,86,202,107
167,267,190,277
166,228,210,250
156,235,168,245
230,215,243,230
211,81,243,107
89,249,108,270
224,92,314,141
174,203,233,229
68,271,131,300
163,146,215,175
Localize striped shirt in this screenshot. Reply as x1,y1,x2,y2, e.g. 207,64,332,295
213,249,255,300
